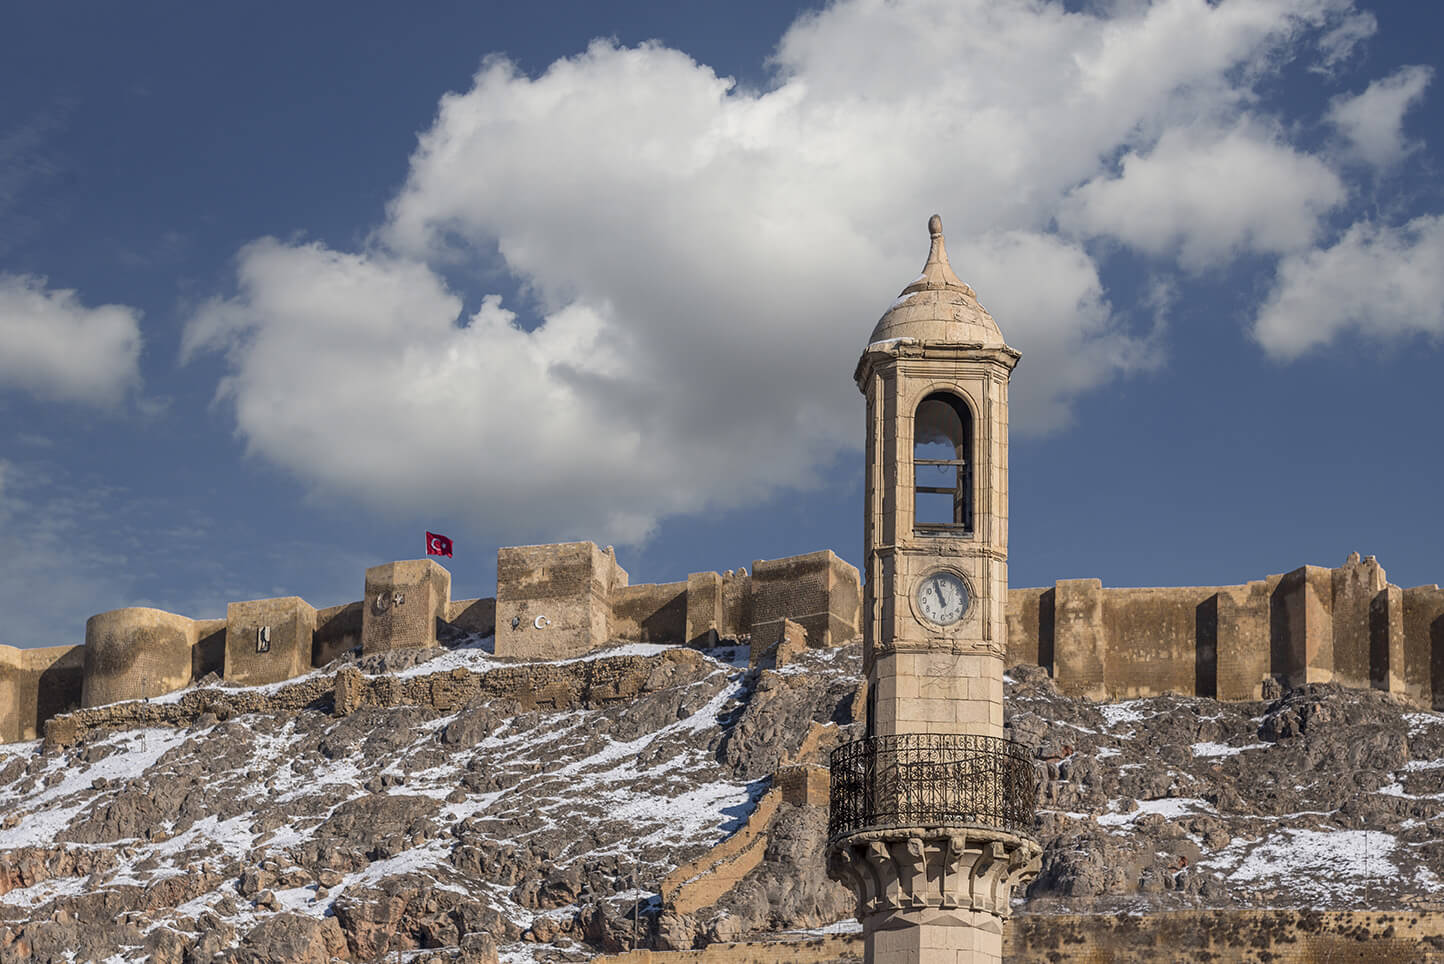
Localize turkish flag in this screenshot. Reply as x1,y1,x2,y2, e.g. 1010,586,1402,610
425,531,454,557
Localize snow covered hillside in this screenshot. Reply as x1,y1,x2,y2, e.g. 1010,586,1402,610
1,636,1443,963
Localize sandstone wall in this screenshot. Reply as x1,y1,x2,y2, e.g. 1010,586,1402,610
224,597,317,686
750,550,861,648
446,597,496,638
313,601,363,667
611,582,688,643
11,545,1444,746
82,608,196,707
1009,553,1443,707
0,644,84,743
361,559,451,655
496,542,626,659
1404,584,1444,710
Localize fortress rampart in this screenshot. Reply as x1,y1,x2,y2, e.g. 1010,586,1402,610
1007,552,1444,708
0,544,861,744
5,544,1442,745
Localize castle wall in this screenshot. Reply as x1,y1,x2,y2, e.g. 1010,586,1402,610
1370,585,1405,694
720,569,752,639
225,596,317,686
1100,586,1214,698
1009,555,1442,707
1004,586,1048,668
1331,555,1387,690
496,542,627,659
0,647,22,743
1052,579,1106,701
1403,584,1444,709
314,601,363,667
684,572,723,646
361,559,451,655
192,618,226,682
1215,582,1269,701
750,550,861,648
1270,565,1335,688
82,608,196,707
446,597,496,638
11,545,1444,745
610,581,687,643
0,644,85,743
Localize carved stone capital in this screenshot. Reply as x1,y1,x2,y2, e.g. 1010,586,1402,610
826,826,1040,926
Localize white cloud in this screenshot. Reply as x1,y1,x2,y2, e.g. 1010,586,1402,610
0,274,143,407
1059,123,1347,269
188,0,1393,545
0,459,130,648
1253,214,1444,358
1327,65,1433,169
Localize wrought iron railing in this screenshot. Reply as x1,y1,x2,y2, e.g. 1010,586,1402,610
828,733,1037,840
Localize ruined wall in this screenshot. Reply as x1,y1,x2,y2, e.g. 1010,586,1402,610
224,597,317,686
610,582,688,643
1011,553,1441,707
0,644,84,744
82,608,196,707
1404,584,1444,710
313,602,363,667
750,550,861,648
496,542,627,659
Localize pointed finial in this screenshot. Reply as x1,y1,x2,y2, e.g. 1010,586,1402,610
900,212,967,294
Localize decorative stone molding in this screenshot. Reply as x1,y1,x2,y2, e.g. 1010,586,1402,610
827,827,1040,924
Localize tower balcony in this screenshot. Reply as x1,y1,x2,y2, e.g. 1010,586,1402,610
827,732,1037,841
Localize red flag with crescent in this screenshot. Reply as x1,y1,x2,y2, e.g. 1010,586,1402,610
426,531,453,557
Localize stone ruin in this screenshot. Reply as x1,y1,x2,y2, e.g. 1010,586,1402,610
0,544,862,744
4,543,1444,747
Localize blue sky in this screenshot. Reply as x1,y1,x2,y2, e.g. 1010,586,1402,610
2,0,1441,648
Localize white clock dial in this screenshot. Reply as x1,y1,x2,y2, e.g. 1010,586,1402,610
916,571,969,626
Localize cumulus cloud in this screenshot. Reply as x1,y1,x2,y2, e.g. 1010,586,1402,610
1060,123,1346,269
1253,215,1444,359
1327,65,1433,168
187,0,1390,545
0,273,143,407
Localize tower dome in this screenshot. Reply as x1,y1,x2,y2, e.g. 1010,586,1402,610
867,214,1008,349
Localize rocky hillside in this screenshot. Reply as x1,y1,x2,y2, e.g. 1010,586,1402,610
1,636,1442,963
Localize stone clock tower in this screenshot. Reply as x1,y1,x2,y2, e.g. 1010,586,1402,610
828,216,1039,964
858,214,1017,737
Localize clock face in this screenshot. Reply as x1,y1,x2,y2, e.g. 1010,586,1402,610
916,571,969,626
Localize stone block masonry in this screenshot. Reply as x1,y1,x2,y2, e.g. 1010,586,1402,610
224,596,317,686
0,644,83,743
495,542,628,659
750,550,861,649
82,608,196,707
10,542,1444,745
0,540,872,744
361,559,451,654
1007,552,1444,709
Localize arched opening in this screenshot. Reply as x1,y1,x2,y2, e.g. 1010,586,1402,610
914,392,972,533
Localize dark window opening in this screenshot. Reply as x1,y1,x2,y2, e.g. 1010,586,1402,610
914,393,972,533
